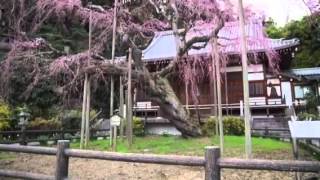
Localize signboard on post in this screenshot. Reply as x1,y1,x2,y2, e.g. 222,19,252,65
110,115,121,127
288,120,320,180
289,121,320,139
110,114,122,151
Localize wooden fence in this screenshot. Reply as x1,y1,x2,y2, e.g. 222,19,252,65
251,127,290,138
0,140,319,180
0,129,109,145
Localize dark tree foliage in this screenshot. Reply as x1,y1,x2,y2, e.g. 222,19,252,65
266,17,320,68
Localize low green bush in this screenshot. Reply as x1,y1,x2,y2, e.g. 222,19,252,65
223,116,245,135
133,116,145,136
0,100,11,130
60,109,98,129
28,117,61,130
305,92,319,115
201,116,245,136
37,135,49,145
201,116,216,136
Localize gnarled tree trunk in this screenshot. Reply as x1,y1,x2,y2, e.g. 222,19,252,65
131,48,202,137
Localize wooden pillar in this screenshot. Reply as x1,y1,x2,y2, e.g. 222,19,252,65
212,38,224,154
211,48,219,136
225,71,229,116
123,89,128,142
81,2,93,149
20,126,27,146
112,126,117,151
119,76,125,139
238,0,252,159
80,75,88,149
213,67,218,117
84,79,91,148
205,146,221,180
185,82,189,109
126,48,133,147
55,140,69,180
84,4,93,148
110,0,119,118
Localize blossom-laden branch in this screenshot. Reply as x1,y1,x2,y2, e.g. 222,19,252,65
303,0,320,14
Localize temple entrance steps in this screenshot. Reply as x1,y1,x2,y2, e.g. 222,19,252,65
251,117,291,138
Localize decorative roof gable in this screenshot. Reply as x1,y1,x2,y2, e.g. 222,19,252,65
142,21,299,62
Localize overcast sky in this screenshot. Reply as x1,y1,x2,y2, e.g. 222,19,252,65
231,0,310,26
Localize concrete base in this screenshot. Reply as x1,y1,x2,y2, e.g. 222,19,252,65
145,124,181,136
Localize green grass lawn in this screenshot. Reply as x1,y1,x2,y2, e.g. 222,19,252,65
71,135,293,158
0,152,15,160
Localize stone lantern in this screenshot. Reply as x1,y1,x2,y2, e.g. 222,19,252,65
18,111,30,145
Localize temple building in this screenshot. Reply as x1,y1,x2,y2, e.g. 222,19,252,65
132,21,319,134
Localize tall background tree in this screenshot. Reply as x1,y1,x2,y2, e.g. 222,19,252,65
0,0,278,137
266,16,320,68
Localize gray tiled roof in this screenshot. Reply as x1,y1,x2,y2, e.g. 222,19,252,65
142,21,300,62
289,67,320,80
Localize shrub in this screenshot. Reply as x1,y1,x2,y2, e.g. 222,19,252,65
133,116,145,136
0,100,12,130
298,112,318,121
223,116,245,136
201,116,245,136
305,92,319,115
201,116,216,136
37,135,49,145
60,109,98,129
28,117,61,130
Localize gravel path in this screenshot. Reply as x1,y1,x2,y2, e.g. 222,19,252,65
0,151,318,180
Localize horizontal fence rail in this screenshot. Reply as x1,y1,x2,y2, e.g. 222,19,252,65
0,169,54,180
0,144,56,155
65,149,205,166
0,129,110,144
0,141,319,180
220,158,320,173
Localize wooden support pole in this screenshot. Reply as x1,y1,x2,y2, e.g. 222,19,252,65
84,79,91,148
127,48,133,147
84,4,93,149
205,146,221,180
112,126,117,151
211,52,218,136
123,89,128,142
185,82,189,109
224,72,229,116
110,125,113,146
214,38,224,154
213,66,218,118
110,78,115,117
119,76,125,139
55,140,69,180
80,74,88,149
20,126,27,145
238,0,252,159
290,114,301,180
109,0,118,118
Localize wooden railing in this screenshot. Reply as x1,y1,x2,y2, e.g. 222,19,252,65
0,141,319,180
0,129,109,144
252,128,290,138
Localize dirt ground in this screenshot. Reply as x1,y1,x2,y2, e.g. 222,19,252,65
0,151,319,180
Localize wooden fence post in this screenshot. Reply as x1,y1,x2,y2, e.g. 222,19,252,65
60,128,65,140
55,140,70,180
20,127,27,145
205,146,220,180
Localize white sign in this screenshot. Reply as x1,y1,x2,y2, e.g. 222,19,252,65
137,101,152,109
289,121,320,139
110,115,121,126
